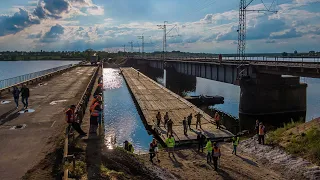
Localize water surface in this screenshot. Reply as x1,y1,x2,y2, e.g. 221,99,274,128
103,68,152,153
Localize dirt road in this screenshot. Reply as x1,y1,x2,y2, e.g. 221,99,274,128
141,143,285,180
0,66,96,180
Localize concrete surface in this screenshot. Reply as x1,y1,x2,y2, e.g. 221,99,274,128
0,66,96,180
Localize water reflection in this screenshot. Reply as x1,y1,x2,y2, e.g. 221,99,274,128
103,68,152,153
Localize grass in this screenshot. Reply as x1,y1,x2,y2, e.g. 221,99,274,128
64,160,87,178
100,164,126,179
266,120,303,144
266,119,320,165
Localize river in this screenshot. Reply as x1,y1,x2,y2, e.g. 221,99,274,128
158,70,320,121
0,60,79,80
102,68,152,152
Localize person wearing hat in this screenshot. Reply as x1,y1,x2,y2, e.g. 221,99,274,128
258,122,266,145
212,142,221,171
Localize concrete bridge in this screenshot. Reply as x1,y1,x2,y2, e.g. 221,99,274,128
128,57,320,128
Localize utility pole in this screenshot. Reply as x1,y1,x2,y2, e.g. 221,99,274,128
157,21,168,60
237,0,277,77
128,41,134,53
157,21,180,60
138,35,145,58
123,45,126,53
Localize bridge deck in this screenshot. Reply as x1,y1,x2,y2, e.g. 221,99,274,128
0,66,96,180
121,67,234,145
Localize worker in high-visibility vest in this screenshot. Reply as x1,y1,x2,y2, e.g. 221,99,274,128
89,94,102,112
89,101,102,134
165,134,175,157
65,105,86,136
258,122,266,145
212,142,221,171
232,136,240,155
205,139,213,163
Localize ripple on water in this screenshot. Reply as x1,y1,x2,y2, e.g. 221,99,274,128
103,68,152,153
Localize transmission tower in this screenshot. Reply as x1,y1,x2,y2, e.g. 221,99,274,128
138,35,145,57
237,0,277,76
157,21,180,60
128,41,134,52
123,45,126,53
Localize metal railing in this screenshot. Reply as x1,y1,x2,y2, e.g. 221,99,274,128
63,65,100,180
0,64,74,89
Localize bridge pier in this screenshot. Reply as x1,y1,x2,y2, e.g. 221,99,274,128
239,73,307,130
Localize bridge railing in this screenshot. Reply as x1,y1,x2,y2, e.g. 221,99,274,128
0,64,74,89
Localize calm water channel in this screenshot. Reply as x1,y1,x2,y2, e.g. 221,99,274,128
102,68,152,152
0,61,79,80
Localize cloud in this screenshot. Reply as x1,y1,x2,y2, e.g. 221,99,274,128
40,24,64,42
265,39,276,43
270,28,302,39
28,31,42,39
0,0,103,37
0,8,40,36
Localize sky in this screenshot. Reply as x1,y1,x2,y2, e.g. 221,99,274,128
0,0,319,53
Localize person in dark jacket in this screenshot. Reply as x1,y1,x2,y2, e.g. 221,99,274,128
12,86,20,108
20,84,29,109
197,131,206,152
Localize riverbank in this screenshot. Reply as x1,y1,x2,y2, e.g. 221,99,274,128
240,118,320,180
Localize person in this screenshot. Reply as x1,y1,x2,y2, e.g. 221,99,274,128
98,76,103,84
197,131,205,152
187,113,192,130
214,112,221,129
65,105,86,136
254,120,260,136
183,117,188,135
156,111,161,127
164,112,169,128
165,134,175,157
205,139,213,163
195,112,203,129
232,135,240,155
90,101,102,134
212,142,221,171
12,86,20,108
90,93,102,113
94,83,103,96
124,140,134,153
149,140,156,163
258,122,266,145
153,138,160,163
167,119,173,137
20,84,29,109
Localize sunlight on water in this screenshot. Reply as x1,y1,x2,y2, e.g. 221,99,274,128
103,68,152,153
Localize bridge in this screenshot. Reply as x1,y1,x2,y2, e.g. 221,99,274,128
128,57,320,129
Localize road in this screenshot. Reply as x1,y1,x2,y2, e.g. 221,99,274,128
0,66,96,180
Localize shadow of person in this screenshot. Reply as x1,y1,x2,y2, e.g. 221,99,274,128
217,168,235,180
0,107,17,121
169,154,183,168
237,155,258,167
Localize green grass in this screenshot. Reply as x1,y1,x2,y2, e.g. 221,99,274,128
64,160,87,178
286,128,320,165
266,120,303,145
266,120,320,165
100,164,126,178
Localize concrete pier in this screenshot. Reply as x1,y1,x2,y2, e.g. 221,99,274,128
121,68,234,145
0,66,97,180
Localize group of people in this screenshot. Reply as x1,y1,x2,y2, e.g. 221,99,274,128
65,76,103,136
156,111,222,137
12,84,30,109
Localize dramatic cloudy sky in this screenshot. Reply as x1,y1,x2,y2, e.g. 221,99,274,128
0,0,319,53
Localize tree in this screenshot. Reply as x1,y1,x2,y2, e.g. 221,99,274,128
282,52,288,57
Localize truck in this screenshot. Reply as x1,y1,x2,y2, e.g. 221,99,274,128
90,54,98,65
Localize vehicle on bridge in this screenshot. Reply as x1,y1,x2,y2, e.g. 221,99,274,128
90,54,99,65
